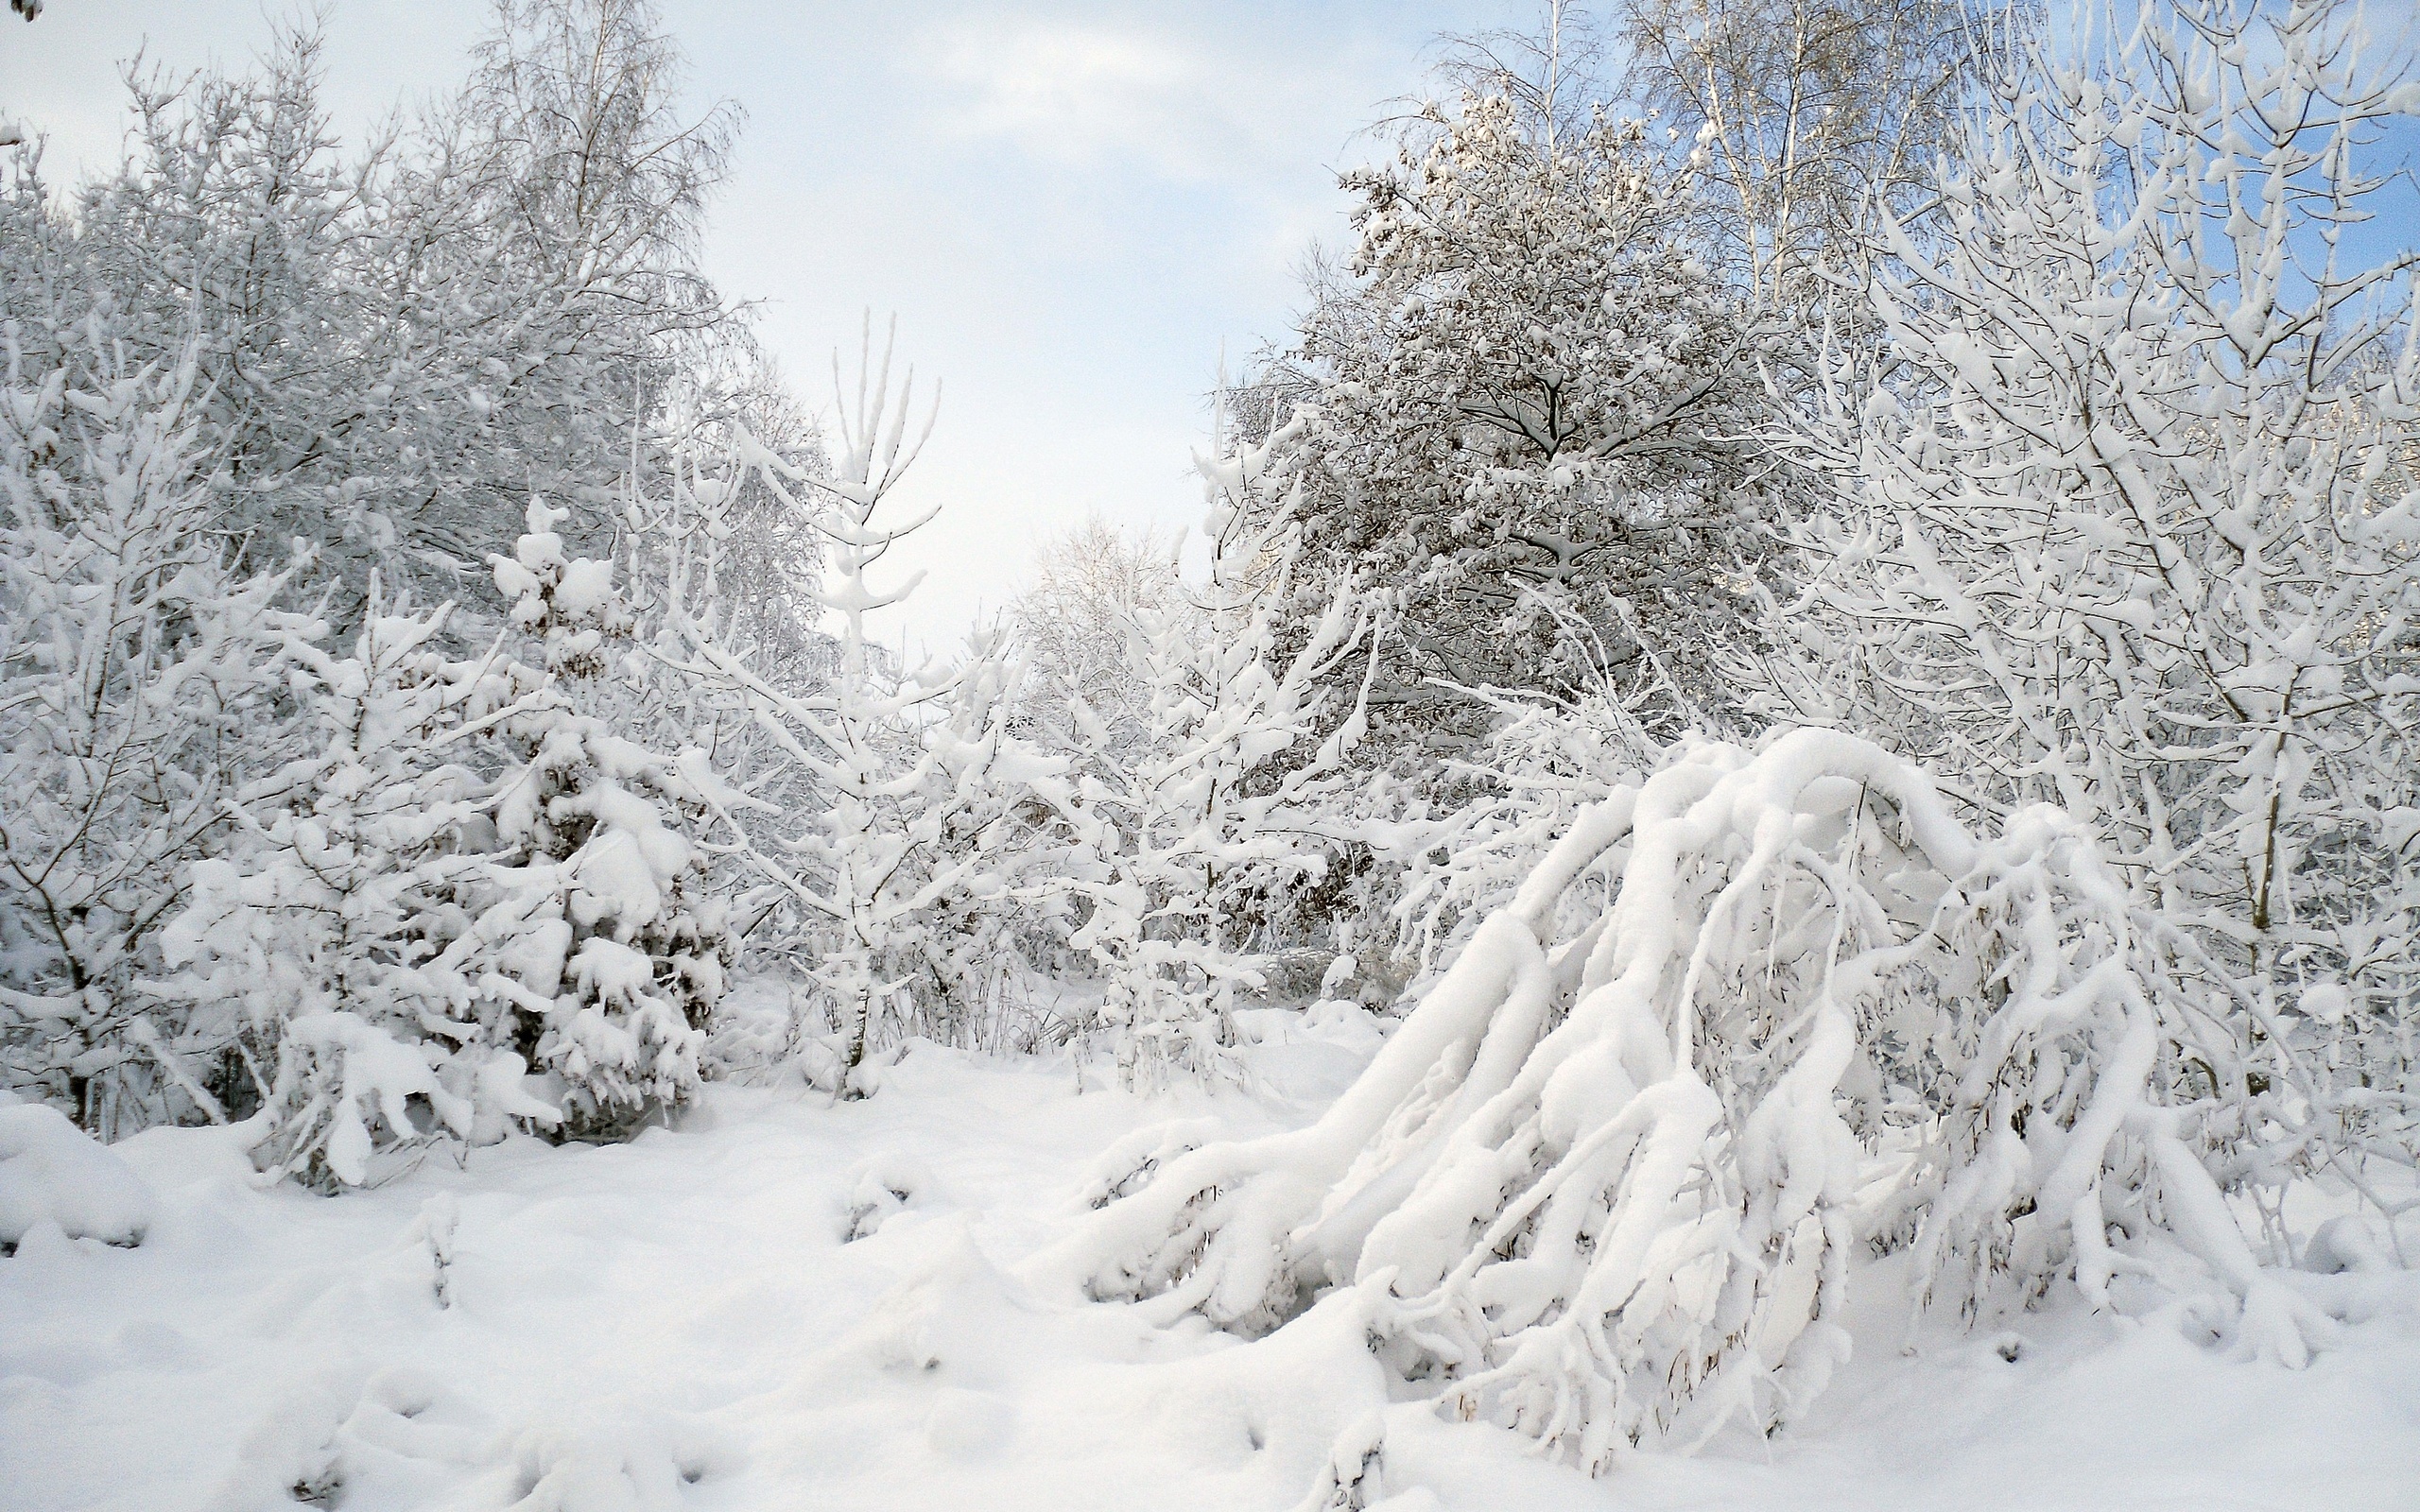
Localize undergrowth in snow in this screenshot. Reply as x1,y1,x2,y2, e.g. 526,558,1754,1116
0,1100,155,1253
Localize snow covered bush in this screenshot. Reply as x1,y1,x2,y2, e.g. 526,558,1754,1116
0,1098,156,1250
0,322,303,1136
155,506,731,1184
155,596,551,1184
1764,0,2420,1141
1058,730,2348,1476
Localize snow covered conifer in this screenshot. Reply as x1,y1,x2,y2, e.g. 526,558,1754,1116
483,499,733,1138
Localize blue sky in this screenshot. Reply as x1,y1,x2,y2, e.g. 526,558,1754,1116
1,1,1523,648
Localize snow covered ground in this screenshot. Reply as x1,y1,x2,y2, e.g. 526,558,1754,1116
6,1022,2417,1512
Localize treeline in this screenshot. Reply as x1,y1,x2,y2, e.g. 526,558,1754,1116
0,0,820,1155
0,0,2411,1230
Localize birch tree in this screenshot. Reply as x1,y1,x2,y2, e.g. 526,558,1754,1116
1762,0,2420,1115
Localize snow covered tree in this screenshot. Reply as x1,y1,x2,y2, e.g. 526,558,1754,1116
1424,1,1614,155
1008,515,1188,767
0,1,762,616
0,1,785,1153
1057,731,2347,1484
1379,670,1677,983
1036,425,1376,1089
456,0,737,361
1043,9,2420,1418
649,324,1051,1093
1612,0,1987,318
483,500,735,1139
1270,92,1786,753
153,502,733,1182
639,376,835,696
1761,0,2420,1124
0,321,303,1136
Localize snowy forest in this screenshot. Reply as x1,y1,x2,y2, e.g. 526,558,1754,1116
2,0,2416,1507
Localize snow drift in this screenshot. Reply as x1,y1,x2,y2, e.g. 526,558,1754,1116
0,1100,155,1250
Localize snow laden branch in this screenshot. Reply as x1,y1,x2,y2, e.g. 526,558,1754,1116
1760,0,2420,1134
641,319,1052,1094
1046,730,2348,1483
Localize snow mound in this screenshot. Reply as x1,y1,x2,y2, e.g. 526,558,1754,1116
0,1103,156,1250
204,1363,733,1512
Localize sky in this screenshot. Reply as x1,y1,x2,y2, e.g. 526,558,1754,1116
0,0,1525,651
8,2,2414,650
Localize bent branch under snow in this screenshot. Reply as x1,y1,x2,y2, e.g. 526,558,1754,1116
1042,729,2355,1478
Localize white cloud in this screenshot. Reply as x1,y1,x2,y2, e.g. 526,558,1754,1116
914,11,1339,182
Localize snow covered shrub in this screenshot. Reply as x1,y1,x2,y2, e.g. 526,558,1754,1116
1058,731,2343,1475
156,507,731,1183
0,323,303,1135
1766,0,2420,1138
155,596,562,1184
1036,423,1376,1089
0,1098,157,1251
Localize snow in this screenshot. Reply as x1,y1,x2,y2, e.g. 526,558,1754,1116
0,1103,155,1251
2,7,2417,1504
5,1040,2413,1512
